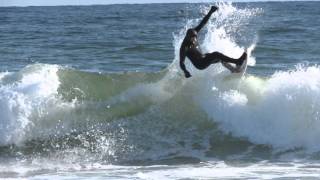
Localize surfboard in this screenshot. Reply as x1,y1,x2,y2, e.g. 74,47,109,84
235,58,248,75
222,58,248,75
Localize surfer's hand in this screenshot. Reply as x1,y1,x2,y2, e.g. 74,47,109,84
210,6,218,12
184,71,191,78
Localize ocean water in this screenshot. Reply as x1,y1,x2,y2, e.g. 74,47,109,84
1,1,320,179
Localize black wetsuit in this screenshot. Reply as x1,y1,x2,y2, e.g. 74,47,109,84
180,6,246,78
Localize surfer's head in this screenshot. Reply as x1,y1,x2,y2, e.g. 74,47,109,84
186,29,197,38
185,29,198,45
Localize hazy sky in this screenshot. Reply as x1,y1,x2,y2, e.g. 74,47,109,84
1,0,214,7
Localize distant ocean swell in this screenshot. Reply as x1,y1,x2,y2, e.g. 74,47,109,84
1,3,320,167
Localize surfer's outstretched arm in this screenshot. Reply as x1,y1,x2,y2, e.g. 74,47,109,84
194,6,218,32
180,47,191,78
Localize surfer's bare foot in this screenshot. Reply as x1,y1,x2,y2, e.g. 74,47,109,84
236,52,247,66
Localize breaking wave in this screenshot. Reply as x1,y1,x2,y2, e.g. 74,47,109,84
1,3,320,170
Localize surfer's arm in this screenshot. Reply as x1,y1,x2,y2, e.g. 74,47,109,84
194,6,218,32
180,48,191,78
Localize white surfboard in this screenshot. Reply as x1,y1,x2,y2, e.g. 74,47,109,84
235,58,248,75
222,58,248,75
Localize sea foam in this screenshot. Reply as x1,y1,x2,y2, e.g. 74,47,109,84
172,3,320,151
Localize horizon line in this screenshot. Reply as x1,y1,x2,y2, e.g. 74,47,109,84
0,0,318,7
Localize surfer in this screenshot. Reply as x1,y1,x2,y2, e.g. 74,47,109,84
180,6,247,78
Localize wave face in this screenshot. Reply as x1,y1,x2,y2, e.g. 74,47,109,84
1,3,320,169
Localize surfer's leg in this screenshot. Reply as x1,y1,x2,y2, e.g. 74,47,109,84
204,52,246,66
222,62,238,73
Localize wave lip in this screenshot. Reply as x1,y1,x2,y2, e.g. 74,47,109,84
0,64,61,145
199,65,320,152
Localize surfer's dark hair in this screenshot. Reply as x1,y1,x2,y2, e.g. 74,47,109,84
186,29,197,38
